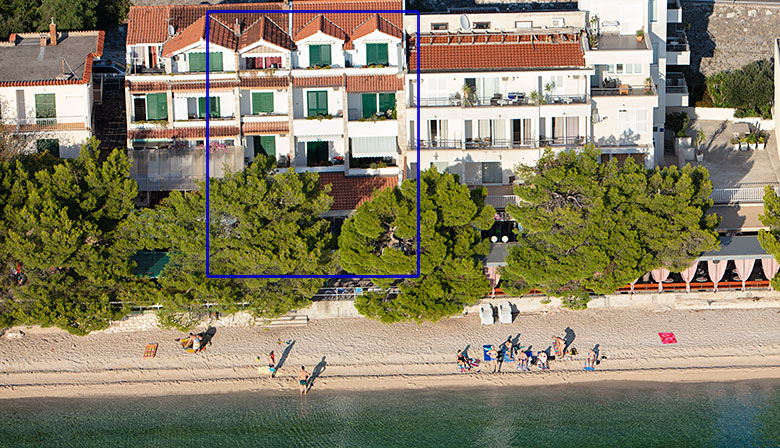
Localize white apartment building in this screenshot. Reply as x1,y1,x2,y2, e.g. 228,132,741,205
125,2,404,212
0,23,103,158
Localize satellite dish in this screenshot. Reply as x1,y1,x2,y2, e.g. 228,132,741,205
168,25,175,37
459,14,471,31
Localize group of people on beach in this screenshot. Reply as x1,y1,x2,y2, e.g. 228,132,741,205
457,334,602,374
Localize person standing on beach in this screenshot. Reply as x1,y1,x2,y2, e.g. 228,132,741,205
552,336,565,359
518,350,529,371
298,366,310,395
487,346,499,373
267,351,276,378
457,350,469,372
538,351,549,370
585,350,597,370
503,337,514,359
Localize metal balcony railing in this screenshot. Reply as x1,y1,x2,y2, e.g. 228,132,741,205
413,139,463,149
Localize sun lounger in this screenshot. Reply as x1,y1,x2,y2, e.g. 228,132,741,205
498,301,512,324
480,303,495,325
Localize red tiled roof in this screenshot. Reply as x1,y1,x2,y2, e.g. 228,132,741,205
242,121,289,134
345,74,402,92
238,16,293,51
239,76,290,88
352,14,402,40
0,30,104,87
127,6,169,45
292,75,344,87
294,15,348,42
292,1,402,49
129,126,240,140
409,33,586,71
126,79,240,92
162,16,239,57
318,172,398,210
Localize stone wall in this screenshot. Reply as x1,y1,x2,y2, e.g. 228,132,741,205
683,1,780,76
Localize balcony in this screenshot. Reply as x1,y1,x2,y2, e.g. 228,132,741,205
347,119,398,137
6,116,89,132
414,139,463,150
292,114,344,136
667,27,691,65
592,82,656,97
595,33,649,51
667,0,682,23
411,137,586,150
666,72,689,107
128,146,244,192
410,92,538,108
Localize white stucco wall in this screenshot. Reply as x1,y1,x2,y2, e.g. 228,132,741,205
351,31,402,67
293,34,345,69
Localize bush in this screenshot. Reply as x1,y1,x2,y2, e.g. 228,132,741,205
704,59,773,117
666,112,690,138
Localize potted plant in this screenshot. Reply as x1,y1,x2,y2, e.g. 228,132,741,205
730,136,740,151
644,77,653,94
668,112,691,154
694,128,705,161
529,90,539,105
462,83,475,107
758,135,766,150
544,82,553,103
636,28,644,42
739,136,748,151
746,133,758,150
588,33,598,49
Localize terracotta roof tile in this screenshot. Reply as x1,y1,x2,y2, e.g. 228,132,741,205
127,6,169,45
238,16,293,51
294,15,348,42
129,126,240,140
292,1,402,49
352,14,402,40
409,33,585,71
162,16,239,57
345,74,402,92
318,172,397,210
242,121,289,134
239,76,290,88
292,75,344,87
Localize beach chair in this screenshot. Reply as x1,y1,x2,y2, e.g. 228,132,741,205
480,303,495,325
498,301,512,324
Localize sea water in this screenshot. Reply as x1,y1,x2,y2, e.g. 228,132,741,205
1,380,780,447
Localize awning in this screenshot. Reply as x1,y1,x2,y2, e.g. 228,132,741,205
351,136,398,158
699,236,772,261
296,134,341,142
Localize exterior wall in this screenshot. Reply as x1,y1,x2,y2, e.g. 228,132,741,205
238,89,289,116
579,0,648,36
244,134,291,162
292,87,344,119
351,31,402,67
293,34,345,69
170,91,236,121
775,39,780,136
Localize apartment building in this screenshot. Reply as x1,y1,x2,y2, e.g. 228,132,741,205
125,2,404,213
0,23,103,158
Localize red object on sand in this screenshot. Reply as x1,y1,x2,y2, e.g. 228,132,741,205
658,332,677,344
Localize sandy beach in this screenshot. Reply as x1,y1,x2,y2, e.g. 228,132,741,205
2,308,780,399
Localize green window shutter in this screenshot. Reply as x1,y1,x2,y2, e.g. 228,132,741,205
259,136,275,158
307,90,328,117
209,52,223,72
252,92,273,114
198,97,208,118
362,93,377,118
378,93,396,114
35,93,55,119
190,53,206,72
307,141,317,166
366,43,378,65
310,45,330,67
377,43,388,65
210,97,220,118
146,93,167,120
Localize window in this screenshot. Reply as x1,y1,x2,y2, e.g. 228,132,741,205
36,138,59,157
133,97,146,121
252,92,274,114
246,56,282,69
365,43,389,66
625,64,643,74
253,135,275,159
481,162,502,184
307,90,328,117
431,23,448,31
607,63,642,75
474,22,490,30
361,93,396,118
145,93,167,121
306,141,329,166
189,52,223,72
650,0,658,22
309,44,331,67
618,109,648,135
34,93,55,124
198,96,221,118
514,21,532,29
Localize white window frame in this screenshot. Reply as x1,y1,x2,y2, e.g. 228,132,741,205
618,109,648,135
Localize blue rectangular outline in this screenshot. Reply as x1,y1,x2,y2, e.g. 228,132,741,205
206,9,421,279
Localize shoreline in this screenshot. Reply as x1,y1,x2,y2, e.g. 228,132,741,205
3,308,780,400
3,363,780,400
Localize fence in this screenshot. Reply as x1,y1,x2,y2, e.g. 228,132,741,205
486,195,521,209
128,146,244,191
711,183,780,204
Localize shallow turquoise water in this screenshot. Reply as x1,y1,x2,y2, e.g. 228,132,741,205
2,380,780,447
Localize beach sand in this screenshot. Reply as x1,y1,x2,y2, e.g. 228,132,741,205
2,308,780,399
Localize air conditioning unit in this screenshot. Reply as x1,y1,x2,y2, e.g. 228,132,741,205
551,18,565,27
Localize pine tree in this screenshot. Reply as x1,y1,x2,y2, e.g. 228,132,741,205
339,168,495,322
501,146,719,308
758,185,780,290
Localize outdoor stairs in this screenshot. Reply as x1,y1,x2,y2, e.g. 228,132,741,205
267,312,309,327
92,77,127,155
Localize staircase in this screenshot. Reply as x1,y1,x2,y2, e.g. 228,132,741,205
92,76,127,157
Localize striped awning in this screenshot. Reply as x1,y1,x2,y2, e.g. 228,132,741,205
351,136,398,158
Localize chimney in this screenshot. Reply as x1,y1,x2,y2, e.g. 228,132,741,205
233,18,241,36
49,17,57,46
40,34,47,47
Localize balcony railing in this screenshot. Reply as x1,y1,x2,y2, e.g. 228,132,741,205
666,73,689,94
3,116,88,130
410,93,587,108
413,139,463,149
592,85,656,97
465,138,512,149
410,137,586,150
